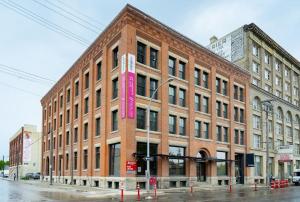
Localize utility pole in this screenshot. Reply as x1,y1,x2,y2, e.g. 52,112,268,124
262,100,273,188
70,129,74,185
49,127,53,185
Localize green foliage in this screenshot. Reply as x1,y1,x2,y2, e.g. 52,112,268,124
21,176,29,180
0,160,9,170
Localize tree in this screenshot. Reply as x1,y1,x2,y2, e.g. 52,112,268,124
0,160,9,170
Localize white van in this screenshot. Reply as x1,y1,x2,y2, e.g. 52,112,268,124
292,169,300,185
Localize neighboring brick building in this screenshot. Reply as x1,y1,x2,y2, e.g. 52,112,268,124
41,4,251,189
9,124,42,179
208,23,300,184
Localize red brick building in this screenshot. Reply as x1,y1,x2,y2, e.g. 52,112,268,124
41,4,251,189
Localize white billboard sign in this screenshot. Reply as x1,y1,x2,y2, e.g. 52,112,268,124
23,132,32,164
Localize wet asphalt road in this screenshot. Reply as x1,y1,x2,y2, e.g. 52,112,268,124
1,179,300,202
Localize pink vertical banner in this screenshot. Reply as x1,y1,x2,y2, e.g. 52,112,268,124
127,53,136,119
121,54,126,119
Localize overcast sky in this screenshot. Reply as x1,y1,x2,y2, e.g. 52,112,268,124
0,0,299,158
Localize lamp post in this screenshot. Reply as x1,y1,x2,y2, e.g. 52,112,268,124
145,77,173,199
262,99,274,188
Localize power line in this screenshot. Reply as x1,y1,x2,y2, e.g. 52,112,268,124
53,0,106,28
0,63,55,83
31,0,100,34
0,0,89,46
0,81,42,97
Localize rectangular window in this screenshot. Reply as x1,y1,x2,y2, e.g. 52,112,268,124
216,77,221,93
74,151,78,170
95,117,101,136
217,151,228,176
84,97,89,114
59,114,63,127
169,115,176,134
96,89,101,108
255,155,262,176
96,61,102,80
137,41,146,64
222,80,228,96
169,85,176,104
136,142,158,176
239,88,244,102
264,69,271,80
169,146,185,176
150,78,158,99
234,129,239,144
54,101,57,113
84,123,88,140
95,146,100,169
112,77,118,99
216,125,222,141
195,120,201,138
66,110,70,124
216,101,221,117
85,72,89,89
67,89,70,103
66,154,69,170
252,43,259,57
178,61,185,80
83,149,88,170
203,122,209,139
234,107,239,122
112,46,118,68
109,143,120,176
252,62,260,74
75,81,79,97
202,71,209,88
179,89,186,107
74,127,78,143
112,110,118,131
194,94,201,111
137,108,146,129
203,96,209,113
168,56,176,76
59,134,62,147
240,109,244,123
253,134,261,148
60,95,63,108
234,85,238,100
150,48,158,69
223,103,228,118
265,52,270,64
137,74,146,96
194,68,200,86
74,104,78,119
150,110,158,131
66,131,70,145
179,117,186,136
240,131,244,145
223,127,228,143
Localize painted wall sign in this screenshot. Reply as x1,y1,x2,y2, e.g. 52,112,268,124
121,54,126,119
23,132,32,163
127,53,136,119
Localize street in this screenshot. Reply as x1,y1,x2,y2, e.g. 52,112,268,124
1,179,300,202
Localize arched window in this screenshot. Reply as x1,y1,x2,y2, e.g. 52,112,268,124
276,107,283,121
286,111,292,124
253,97,261,111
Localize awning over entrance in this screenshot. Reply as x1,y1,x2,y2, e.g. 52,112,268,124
132,153,235,162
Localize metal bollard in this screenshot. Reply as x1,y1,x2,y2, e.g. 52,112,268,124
254,182,257,191
137,183,140,201
154,184,157,198
190,185,193,193
120,182,124,202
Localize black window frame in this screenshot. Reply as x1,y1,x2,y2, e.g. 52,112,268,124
96,61,102,80
84,122,88,140
112,77,118,99
169,146,186,176
137,74,146,96
150,47,158,69
112,46,119,69
202,71,209,88
84,97,89,114
168,56,176,76
179,88,186,107
85,72,89,89
203,96,209,113
137,107,146,129
150,110,158,131
168,85,176,104
179,117,186,136
137,41,146,64
83,149,88,170
96,89,101,108
194,68,201,86
169,115,176,134
150,78,158,99
95,117,101,136
178,61,186,80
194,120,201,138
95,146,100,169
112,110,118,131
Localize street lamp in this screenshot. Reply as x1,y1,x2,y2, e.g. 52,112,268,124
261,99,274,188
145,77,174,199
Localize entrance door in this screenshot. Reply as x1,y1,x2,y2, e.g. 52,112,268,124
278,163,284,179
196,151,207,182
235,153,244,184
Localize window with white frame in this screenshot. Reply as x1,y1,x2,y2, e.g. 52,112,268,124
253,134,261,148
253,115,261,129
264,69,271,80
252,42,259,57
252,62,260,74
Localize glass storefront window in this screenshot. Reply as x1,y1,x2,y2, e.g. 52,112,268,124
136,142,158,176
217,151,228,176
169,146,185,176
109,143,120,176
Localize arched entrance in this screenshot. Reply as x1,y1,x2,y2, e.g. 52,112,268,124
196,151,207,182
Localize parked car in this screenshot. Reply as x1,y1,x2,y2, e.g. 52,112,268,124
25,173,34,179
292,170,300,185
32,172,40,180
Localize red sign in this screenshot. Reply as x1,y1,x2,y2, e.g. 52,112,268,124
126,161,137,173
149,177,156,185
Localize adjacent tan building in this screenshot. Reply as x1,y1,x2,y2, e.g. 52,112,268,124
208,23,300,184
41,4,251,189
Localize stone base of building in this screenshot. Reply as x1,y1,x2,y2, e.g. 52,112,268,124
42,175,253,190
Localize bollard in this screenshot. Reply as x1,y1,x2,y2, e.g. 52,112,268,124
190,185,193,193
229,181,232,193
137,183,140,201
254,182,257,191
154,184,157,198
120,182,124,202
